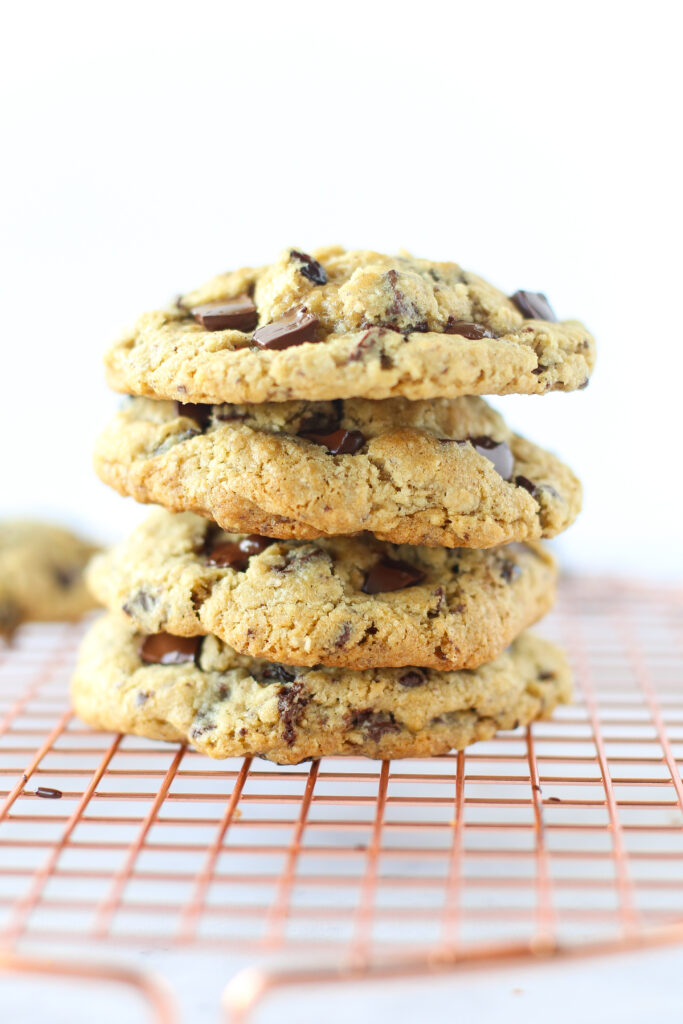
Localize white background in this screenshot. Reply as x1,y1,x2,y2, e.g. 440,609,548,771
1,4,683,1022
1,0,682,580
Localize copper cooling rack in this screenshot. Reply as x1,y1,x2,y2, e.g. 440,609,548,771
1,575,683,1022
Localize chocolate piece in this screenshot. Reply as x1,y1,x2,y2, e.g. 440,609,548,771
398,670,426,688
278,682,310,744
175,402,212,429
444,319,495,340
139,633,201,665
510,290,557,322
190,294,258,332
300,427,365,455
290,250,328,286
206,534,273,571
362,558,426,594
347,709,401,742
53,566,79,588
500,559,522,584
469,436,514,480
136,690,154,705
515,475,538,497
122,589,157,617
259,664,297,685
35,787,62,799
252,306,321,350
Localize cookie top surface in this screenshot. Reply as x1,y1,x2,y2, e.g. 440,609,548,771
95,395,581,549
88,509,557,670
71,614,571,764
104,246,595,404
0,521,99,636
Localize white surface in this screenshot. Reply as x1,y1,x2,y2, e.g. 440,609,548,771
1,1,681,578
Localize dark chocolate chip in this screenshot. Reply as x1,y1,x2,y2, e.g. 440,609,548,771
335,623,352,648
214,405,248,422
257,663,297,685
515,475,538,498
139,633,201,665
205,534,273,570
444,319,495,340
122,589,157,616
190,294,258,332
427,586,445,619
499,560,522,584
510,291,557,322
537,670,556,681
53,566,80,589
152,428,201,456
346,708,401,742
290,250,328,286
191,721,217,738
278,682,310,744
252,306,320,350
35,787,62,799
175,401,212,429
362,558,426,594
136,690,154,705
300,427,366,455
398,670,426,688
531,365,546,375
468,436,514,481
578,378,590,390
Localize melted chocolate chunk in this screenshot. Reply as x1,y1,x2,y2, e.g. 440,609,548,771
444,319,495,340
205,534,273,570
510,290,557,322
300,427,365,455
362,558,426,594
35,787,62,799
190,294,258,331
347,709,401,742
290,250,328,285
175,401,212,429
499,559,522,584
53,566,80,589
257,663,297,685
252,306,321,350
469,436,514,480
122,589,157,617
278,682,310,744
139,633,201,665
515,475,538,498
398,670,426,688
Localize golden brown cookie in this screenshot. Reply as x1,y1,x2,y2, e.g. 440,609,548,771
71,614,572,764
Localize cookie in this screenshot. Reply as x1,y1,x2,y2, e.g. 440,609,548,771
94,395,581,548
88,509,557,670
0,521,99,637
72,616,571,763
104,246,595,405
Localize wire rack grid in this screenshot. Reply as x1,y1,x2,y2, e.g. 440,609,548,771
1,574,683,1022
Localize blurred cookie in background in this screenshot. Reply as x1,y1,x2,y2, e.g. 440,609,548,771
0,521,100,638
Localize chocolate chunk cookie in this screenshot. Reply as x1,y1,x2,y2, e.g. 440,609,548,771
104,246,595,404
94,395,581,548
88,510,557,670
0,521,99,637
71,615,571,764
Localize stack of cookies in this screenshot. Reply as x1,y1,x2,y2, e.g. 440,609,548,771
72,247,594,764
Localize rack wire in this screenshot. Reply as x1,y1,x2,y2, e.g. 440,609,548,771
1,575,682,1022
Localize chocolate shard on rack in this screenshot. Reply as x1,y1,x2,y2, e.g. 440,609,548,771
252,306,321,350
205,534,273,570
362,558,426,594
300,427,366,455
469,436,514,480
189,295,258,332
510,290,558,322
444,319,496,340
290,250,328,285
139,633,201,665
